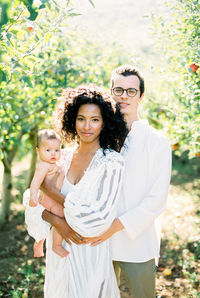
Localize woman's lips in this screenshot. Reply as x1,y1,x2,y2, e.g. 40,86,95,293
81,132,93,137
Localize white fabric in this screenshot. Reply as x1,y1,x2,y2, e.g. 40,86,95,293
23,189,51,242
24,147,124,298
111,120,172,263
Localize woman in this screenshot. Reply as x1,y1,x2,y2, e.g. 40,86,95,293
23,85,128,298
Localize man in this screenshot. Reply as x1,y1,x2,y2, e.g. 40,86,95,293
85,65,172,297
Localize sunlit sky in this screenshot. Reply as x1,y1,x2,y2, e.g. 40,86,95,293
70,0,166,58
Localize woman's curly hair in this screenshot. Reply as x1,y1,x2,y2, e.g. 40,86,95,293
54,85,128,152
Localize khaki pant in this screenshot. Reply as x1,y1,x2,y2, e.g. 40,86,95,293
113,259,157,298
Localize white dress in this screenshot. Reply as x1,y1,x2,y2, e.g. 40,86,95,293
23,147,124,298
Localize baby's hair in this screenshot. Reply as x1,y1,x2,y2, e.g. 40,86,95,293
37,129,61,147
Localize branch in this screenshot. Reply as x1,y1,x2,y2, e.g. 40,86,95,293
6,9,25,33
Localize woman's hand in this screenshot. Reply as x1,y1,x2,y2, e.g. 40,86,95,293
42,210,85,245
54,217,85,246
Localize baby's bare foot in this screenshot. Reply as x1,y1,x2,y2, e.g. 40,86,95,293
33,241,44,258
53,245,70,258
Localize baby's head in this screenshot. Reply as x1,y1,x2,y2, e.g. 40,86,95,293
36,129,61,164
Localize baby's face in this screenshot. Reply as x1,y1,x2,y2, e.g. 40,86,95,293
37,138,61,164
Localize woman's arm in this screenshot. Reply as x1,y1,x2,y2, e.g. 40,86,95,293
42,210,84,245
40,176,85,244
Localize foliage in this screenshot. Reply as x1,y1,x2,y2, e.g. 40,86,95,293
0,0,129,222
150,0,200,158
0,0,127,163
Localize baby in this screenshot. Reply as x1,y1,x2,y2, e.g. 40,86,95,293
29,129,68,258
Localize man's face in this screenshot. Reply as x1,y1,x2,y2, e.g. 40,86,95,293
111,74,143,117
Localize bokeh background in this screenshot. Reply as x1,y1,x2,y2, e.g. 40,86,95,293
0,0,199,297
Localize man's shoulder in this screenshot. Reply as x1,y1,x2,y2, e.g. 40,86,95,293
130,120,170,147
147,124,171,152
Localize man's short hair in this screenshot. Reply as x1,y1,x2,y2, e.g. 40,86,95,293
37,129,61,147
111,65,145,96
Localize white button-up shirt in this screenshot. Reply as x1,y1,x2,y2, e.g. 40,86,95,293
112,120,172,263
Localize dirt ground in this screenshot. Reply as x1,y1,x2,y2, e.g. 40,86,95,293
0,158,199,297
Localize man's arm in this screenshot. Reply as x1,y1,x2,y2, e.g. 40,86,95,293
85,218,124,246
86,139,171,245
42,210,85,245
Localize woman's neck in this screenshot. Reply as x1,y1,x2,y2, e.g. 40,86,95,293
76,141,101,154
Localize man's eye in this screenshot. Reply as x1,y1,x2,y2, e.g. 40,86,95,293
128,90,136,94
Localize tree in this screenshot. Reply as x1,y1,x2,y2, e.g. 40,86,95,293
0,0,95,224
0,0,129,224
149,0,200,158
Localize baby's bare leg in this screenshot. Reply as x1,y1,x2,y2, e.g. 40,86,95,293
52,229,70,258
41,171,69,257
33,239,45,257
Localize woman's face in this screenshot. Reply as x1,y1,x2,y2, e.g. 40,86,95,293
75,104,103,145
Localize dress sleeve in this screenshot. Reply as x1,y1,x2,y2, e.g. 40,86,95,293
23,189,51,242
64,154,124,237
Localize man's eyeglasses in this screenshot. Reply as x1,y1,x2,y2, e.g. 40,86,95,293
112,87,138,97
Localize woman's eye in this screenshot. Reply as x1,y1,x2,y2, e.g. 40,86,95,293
77,117,84,121
93,118,99,122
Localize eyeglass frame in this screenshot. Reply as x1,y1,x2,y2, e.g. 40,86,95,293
111,87,139,97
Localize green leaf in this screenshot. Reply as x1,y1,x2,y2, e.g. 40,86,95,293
88,0,95,8
0,69,6,83
0,1,12,28
21,76,33,87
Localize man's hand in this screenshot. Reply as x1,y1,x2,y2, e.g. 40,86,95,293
84,218,124,246
42,210,85,245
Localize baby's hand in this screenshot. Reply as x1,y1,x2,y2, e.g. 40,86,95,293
29,198,38,207
48,164,60,176
48,164,64,176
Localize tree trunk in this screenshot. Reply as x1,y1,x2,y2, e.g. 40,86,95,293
28,128,38,187
0,163,12,225
0,131,23,226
